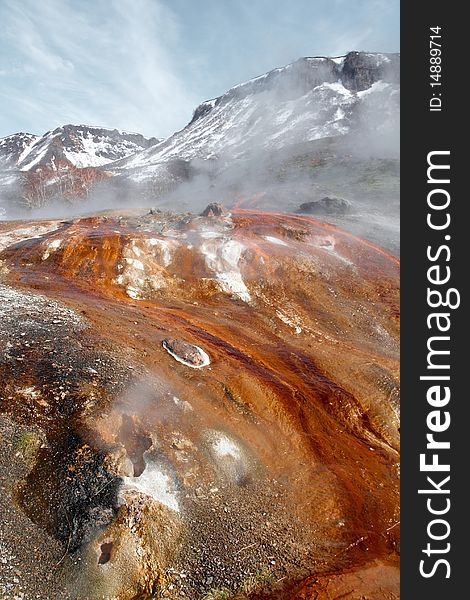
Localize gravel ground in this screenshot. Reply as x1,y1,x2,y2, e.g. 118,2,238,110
164,479,318,599
0,283,134,600
0,415,73,600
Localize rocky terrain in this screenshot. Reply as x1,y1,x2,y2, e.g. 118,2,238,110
0,205,399,599
0,47,400,600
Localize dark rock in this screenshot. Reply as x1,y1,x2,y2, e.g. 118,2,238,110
189,100,219,125
341,51,400,92
297,197,351,215
166,158,195,181
0,132,38,168
200,203,227,218
118,414,152,477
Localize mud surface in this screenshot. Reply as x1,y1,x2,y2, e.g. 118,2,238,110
0,209,399,599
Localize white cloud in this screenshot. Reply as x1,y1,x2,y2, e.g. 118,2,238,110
0,0,198,137
0,0,399,139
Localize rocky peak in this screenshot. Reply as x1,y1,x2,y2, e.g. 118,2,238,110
0,132,39,168
189,52,399,124
341,52,400,91
53,124,160,151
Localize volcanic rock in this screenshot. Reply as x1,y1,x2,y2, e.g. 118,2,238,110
298,196,351,215
200,202,227,217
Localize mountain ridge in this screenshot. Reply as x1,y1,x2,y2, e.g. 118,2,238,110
0,124,160,172
0,51,399,226
1,51,399,177
112,51,399,179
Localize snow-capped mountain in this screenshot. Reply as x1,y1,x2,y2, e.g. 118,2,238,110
0,125,161,213
1,51,399,231
0,125,160,172
113,51,399,181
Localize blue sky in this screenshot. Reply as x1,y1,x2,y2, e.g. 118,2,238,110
0,0,399,139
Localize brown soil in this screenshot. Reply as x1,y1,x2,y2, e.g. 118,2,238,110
0,209,399,599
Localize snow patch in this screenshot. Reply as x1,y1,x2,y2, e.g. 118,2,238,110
366,53,392,64
199,98,218,110
16,135,41,164
321,81,352,97
19,144,49,171
334,107,345,121
331,56,346,66
0,174,18,186
357,81,390,97
230,70,271,91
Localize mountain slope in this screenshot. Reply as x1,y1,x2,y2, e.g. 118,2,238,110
114,52,399,181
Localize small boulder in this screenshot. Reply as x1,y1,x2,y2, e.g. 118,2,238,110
297,197,350,216
200,203,227,217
